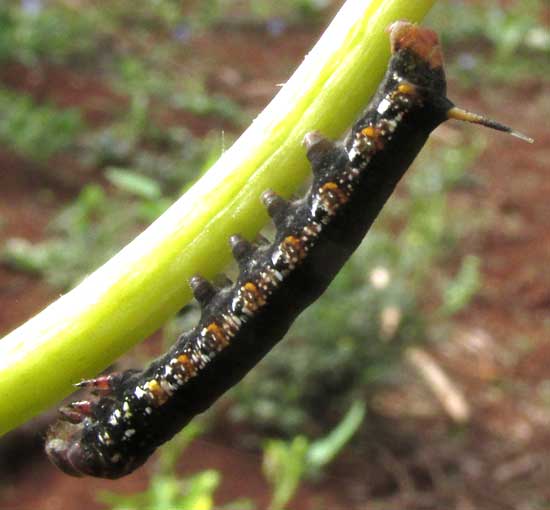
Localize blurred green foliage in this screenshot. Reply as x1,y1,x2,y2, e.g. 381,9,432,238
4,184,142,286
441,254,481,316
263,400,366,510
0,0,330,68
4,180,168,288
99,422,254,510
0,3,106,65
0,0,243,172
0,87,83,161
428,0,550,83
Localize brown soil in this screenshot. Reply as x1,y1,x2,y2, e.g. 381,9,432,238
1,11,549,510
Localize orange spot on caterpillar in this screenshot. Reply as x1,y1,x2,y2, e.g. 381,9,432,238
361,126,377,138
320,182,349,206
177,354,197,377
146,379,169,406
398,83,416,95
206,322,229,347
360,126,385,151
244,282,258,292
242,281,267,308
282,235,307,261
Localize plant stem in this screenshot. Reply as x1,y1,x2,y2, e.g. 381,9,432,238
0,0,436,436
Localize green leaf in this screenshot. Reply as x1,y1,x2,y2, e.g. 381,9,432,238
263,436,309,510
105,167,163,200
441,255,481,316
306,399,367,468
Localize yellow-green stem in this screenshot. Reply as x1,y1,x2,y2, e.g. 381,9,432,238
0,0,436,436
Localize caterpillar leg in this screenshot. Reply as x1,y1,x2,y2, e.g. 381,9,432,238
59,400,93,424
189,274,217,308
229,234,255,269
303,131,336,163
75,370,138,396
303,131,348,182
261,189,290,230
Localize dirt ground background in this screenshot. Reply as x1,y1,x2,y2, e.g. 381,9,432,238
1,1,549,509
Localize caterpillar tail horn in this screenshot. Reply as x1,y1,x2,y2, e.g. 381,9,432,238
447,106,534,143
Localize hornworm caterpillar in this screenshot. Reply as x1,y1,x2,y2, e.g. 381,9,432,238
45,21,532,479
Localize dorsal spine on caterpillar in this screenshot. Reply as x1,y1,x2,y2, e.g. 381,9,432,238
45,21,531,479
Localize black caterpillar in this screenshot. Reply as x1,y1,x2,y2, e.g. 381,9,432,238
45,21,531,479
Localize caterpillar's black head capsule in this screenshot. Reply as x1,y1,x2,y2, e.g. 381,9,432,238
46,420,146,479
45,422,97,478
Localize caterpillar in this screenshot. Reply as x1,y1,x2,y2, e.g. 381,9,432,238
45,21,531,479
